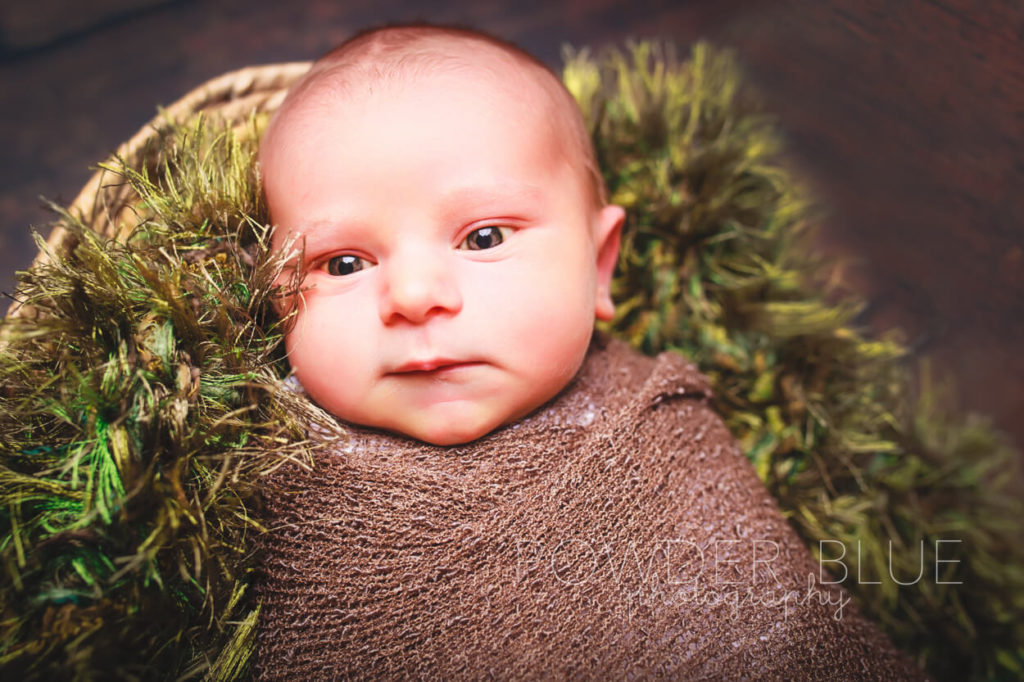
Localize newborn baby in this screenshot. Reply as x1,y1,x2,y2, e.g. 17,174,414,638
254,24,927,680
260,24,622,446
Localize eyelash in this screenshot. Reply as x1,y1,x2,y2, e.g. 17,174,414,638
321,225,514,276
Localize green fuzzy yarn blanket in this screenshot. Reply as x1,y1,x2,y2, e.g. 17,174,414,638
1,42,1022,680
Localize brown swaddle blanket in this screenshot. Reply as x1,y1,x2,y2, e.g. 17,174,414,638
252,331,925,679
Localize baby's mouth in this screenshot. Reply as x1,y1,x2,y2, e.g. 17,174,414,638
388,359,483,375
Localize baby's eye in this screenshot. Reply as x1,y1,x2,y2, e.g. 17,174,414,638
457,226,512,251
325,254,372,276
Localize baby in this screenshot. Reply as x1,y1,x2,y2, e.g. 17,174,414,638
254,24,926,680
260,25,623,447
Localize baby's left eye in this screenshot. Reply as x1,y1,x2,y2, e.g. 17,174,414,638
457,226,512,251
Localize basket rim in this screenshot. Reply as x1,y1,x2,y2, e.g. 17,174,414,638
5,61,312,322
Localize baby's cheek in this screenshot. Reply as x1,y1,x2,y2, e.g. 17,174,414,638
283,321,323,392
510,269,594,374
285,303,358,410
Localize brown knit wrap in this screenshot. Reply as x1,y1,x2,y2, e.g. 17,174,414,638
252,332,925,680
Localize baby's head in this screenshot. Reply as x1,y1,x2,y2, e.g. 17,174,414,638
260,25,624,445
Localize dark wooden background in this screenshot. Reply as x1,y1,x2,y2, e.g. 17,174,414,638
1,0,1021,455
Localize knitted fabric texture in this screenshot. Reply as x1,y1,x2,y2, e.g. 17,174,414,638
252,332,925,679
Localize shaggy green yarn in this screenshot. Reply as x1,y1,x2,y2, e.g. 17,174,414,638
0,119,341,678
566,42,1023,680
1,41,1021,680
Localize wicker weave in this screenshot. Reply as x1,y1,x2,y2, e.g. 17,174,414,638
7,61,311,322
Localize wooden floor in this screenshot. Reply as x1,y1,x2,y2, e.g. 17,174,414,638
1,0,1021,454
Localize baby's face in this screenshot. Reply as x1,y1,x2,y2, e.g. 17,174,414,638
262,65,622,445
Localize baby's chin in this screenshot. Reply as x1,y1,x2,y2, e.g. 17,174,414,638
378,410,509,447
352,398,539,447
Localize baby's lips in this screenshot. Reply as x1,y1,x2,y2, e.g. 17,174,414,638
389,358,482,374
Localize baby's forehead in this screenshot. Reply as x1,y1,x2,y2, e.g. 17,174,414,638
299,41,555,118
260,31,603,208
263,63,558,172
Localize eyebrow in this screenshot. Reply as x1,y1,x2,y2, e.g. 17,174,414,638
292,182,548,247
437,183,546,211
291,217,367,254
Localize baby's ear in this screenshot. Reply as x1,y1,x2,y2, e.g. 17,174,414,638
594,204,625,321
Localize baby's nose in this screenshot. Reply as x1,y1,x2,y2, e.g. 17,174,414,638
377,252,463,325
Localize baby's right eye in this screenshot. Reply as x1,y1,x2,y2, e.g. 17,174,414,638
325,254,372,276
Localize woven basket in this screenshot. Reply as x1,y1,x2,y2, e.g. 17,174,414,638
7,61,311,322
